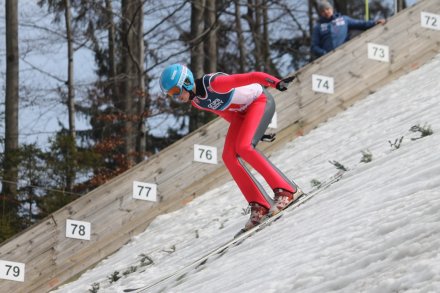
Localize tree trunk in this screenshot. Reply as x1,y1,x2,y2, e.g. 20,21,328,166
246,0,262,70
121,0,146,165
3,0,19,200
121,0,143,167
2,0,20,238
135,0,146,163
205,0,217,73
234,0,247,72
308,0,314,60
261,0,278,76
189,0,206,132
105,0,118,100
64,0,76,191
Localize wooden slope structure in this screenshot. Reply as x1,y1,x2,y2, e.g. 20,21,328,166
0,1,439,292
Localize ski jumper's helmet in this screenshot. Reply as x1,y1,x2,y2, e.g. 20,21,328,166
159,64,195,100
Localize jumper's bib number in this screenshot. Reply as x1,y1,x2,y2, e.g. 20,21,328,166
66,219,91,240
421,12,440,30
312,74,334,94
268,112,277,129
368,43,390,63
0,260,25,282
194,144,218,164
133,181,157,202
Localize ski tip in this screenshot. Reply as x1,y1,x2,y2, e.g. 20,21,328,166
123,288,139,292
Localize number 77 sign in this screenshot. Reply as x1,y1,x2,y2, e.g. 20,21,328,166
133,181,157,202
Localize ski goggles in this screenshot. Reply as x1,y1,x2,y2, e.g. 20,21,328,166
165,86,183,99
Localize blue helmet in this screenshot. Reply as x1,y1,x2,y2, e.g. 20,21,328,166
159,64,195,98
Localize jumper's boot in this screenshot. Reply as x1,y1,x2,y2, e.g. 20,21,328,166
269,187,304,216
235,202,269,238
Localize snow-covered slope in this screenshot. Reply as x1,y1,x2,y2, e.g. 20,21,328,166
53,54,440,293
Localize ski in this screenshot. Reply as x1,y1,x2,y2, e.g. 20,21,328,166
123,171,344,292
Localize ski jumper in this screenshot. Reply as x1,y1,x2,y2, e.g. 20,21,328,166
191,72,297,209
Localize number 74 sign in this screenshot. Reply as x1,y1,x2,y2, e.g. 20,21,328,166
312,74,334,94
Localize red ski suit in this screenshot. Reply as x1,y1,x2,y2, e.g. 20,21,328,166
191,72,296,209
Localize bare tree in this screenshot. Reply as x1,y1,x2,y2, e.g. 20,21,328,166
64,0,76,191
134,0,146,163
121,0,146,166
189,0,207,132
308,0,314,58
2,0,20,237
246,0,262,70
205,0,218,73
234,0,248,72
105,0,118,99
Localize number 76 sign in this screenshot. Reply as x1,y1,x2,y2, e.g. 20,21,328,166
194,144,218,164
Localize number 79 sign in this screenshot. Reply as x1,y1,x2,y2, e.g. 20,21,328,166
0,260,25,282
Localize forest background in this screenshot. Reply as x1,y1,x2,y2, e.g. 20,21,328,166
0,0,411,242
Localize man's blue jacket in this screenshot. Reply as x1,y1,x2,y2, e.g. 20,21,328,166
312,13,376,57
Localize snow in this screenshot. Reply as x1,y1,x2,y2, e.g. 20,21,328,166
52,53,440,293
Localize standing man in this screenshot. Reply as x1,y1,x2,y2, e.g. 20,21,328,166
312,1,386,58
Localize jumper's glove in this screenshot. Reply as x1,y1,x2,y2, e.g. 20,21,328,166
276,76,296,91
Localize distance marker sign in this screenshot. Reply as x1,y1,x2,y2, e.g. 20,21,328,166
66,219,91,241
0,260,25,282
194,144,218,164
312,74,334,94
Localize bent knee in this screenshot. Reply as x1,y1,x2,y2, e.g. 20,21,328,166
235,143,255,158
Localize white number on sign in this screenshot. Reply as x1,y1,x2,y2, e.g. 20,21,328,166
66,219,91,240
312,74,334,94
133,181,157,202
268,112,277,129
368,43,390,63
194,144,218,164
421,12,440,30
0,260,25,282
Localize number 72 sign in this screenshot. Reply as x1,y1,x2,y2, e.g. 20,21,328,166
421,12,440,30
